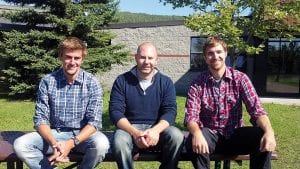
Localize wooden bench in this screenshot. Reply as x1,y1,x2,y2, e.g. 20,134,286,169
0,131,278,169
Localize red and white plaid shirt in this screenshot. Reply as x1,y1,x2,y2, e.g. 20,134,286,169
184,67,267,137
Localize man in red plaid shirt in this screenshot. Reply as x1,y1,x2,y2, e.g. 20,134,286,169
184,36,276,169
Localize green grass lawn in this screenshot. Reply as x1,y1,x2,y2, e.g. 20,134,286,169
0,93,299,169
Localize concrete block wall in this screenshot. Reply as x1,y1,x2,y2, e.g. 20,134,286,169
98,24,200,94
110,25,198,55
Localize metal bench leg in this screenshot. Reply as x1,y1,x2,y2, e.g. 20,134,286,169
7,161,15,169
215,160,221,169
235,160,242,166
223,160,231,169
16,160,23,169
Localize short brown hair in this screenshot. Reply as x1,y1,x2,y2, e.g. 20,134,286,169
203,36,227,55
58,37,87,58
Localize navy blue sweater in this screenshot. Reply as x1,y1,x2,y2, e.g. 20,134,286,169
109,67,177,126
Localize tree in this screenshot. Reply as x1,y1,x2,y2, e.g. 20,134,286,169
0,0,129,98
160,0,300,55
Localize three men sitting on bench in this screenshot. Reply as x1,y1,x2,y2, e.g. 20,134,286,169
13,37,276,169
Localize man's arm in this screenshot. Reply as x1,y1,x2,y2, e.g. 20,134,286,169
34,78,67,163
37,124,70,164
184,80,208,154
239,74,276,152
116,119,169,148
84,76,103,129
116,118,149,148
59,124,97,158
158,77,177,125
48,124,97,163
74,124,97,143
37,124,58,147
256,115,276,152
187,121,209,154
144,120,169,146
116,118,141,137
239,74,268,124
150,120,169,134
109,76,127,125
34,79,60,150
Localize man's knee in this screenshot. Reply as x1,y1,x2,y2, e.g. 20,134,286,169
13,132,41,159
92,132,110,152
163,126,184,144
113,130,132,151
13,136,25,155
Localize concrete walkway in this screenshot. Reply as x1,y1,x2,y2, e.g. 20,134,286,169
260,97,300,106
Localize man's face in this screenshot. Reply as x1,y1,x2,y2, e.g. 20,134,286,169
135,45,158,77
204,44,227,71
60,49,83,79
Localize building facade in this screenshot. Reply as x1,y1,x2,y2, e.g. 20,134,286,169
0,12,298,97
100,20,200,94
101,20,300,97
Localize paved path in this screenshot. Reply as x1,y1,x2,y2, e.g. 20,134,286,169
260,97,300,106
266,81,299,94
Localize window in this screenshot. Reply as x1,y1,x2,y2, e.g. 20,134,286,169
266,38,300,94
190,37,207,70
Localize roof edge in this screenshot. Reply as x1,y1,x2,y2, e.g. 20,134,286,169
104,20,185,29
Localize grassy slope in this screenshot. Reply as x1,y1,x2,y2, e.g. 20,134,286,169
0,94,299,168
113,11,184,23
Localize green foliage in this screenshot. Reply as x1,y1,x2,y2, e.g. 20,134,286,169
0,0,129,98
114,11,185,23
161,0,300,55
0,30,60,98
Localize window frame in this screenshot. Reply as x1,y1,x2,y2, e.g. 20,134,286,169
190,36,207,71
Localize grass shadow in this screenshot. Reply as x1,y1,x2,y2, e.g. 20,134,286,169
0,91,35,101
102,110,116,131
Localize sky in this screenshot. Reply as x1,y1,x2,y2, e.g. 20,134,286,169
0,0,195,16
119,0,195,16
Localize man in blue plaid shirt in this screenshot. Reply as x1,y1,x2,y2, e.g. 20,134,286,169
13,37,109,169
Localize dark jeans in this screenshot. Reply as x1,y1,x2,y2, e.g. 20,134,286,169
186,127,272,169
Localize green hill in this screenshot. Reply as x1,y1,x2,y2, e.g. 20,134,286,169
113,11,185,23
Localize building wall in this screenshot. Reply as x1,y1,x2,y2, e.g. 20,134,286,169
98,24,199,94
109,25,197,54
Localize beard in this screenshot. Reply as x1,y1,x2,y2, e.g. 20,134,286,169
208,61,225,71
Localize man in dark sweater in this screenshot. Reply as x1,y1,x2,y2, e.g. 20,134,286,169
109,42,184,169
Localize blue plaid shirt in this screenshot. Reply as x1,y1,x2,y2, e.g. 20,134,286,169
34,68,103,130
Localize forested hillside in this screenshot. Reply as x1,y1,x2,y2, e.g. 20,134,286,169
114,11,185,23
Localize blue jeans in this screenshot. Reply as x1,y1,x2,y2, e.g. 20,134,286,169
13,129,110,169
113,124,184,169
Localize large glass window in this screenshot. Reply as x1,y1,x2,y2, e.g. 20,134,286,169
190,37,207,70
267,38,300,94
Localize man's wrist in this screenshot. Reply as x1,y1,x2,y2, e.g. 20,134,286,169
51,142,58,148
130,128,139,138
265,129,275,135
71,136,80,146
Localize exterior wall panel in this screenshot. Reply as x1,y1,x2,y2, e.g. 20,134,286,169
99,23,199,93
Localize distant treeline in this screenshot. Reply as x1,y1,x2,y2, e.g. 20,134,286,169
114,11,185,23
